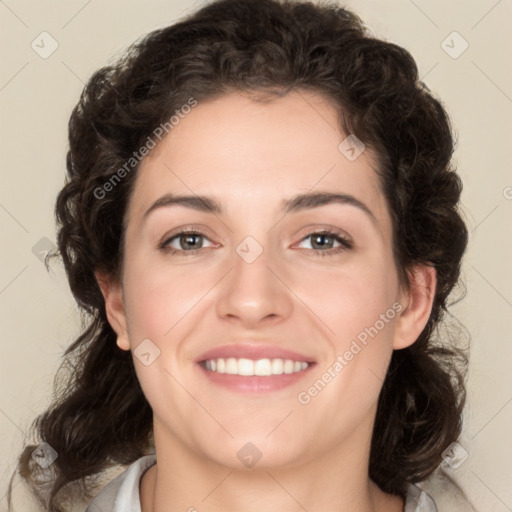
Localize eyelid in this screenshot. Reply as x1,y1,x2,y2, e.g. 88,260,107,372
159,224,214,242
294,224,353,244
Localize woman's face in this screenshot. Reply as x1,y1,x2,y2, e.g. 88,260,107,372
102,90,432,470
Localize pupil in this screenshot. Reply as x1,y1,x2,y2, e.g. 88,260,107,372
182,234,200,249
313,234,332,249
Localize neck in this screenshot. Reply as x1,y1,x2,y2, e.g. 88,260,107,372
140,419,404,512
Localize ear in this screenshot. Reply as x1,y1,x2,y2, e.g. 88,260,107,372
95,270,130,351
393,264,437,350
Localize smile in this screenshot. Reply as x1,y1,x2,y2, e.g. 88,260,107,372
203,357,310,376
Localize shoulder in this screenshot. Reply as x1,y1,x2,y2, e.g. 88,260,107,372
9,455,157,512
7,471,92,512
84,454,157,512
414,467,479,512
404,482,437,511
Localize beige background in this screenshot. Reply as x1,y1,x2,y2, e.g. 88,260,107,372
1,0,511,511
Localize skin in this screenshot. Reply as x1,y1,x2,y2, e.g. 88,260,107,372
96,89,436,512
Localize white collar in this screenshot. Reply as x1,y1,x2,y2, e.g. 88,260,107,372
87,454,437,512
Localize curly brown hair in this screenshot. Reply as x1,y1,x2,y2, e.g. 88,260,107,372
6,0,469,510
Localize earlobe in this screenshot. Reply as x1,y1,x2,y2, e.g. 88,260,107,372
94,270,131,351
393,264,437,350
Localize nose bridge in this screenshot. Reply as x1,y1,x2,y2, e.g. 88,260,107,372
215,233,293,326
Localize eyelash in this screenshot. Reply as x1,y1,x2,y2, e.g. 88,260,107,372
158,227,353,257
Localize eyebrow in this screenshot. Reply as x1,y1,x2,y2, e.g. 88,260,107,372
143,191,378,227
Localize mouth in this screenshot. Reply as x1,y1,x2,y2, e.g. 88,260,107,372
201,357,310,376
195,344,316,394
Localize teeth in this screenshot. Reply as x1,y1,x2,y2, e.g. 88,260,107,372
255,359,271,376
271,358,283,375
226,357,238,374
204,357,309,376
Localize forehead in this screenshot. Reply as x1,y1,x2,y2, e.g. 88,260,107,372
127,90,391,238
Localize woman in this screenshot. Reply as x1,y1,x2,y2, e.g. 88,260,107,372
7,0,474,510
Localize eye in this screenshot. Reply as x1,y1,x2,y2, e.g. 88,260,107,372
296,230,353,256
158,227,353,257
159,230,215,254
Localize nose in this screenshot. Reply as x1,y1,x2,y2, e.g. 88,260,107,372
215,240,293,329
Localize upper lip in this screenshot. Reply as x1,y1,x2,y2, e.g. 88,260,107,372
196,344,316,363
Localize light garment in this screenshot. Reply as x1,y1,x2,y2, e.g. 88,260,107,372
85,454,437,512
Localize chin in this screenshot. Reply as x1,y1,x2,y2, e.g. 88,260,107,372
199,435,308,472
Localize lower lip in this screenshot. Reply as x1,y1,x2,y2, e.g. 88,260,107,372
197,362,316,394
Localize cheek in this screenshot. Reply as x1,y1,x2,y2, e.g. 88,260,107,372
291,255,400,342
298,255,400,402
122,253,207,342
300,272,399,429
